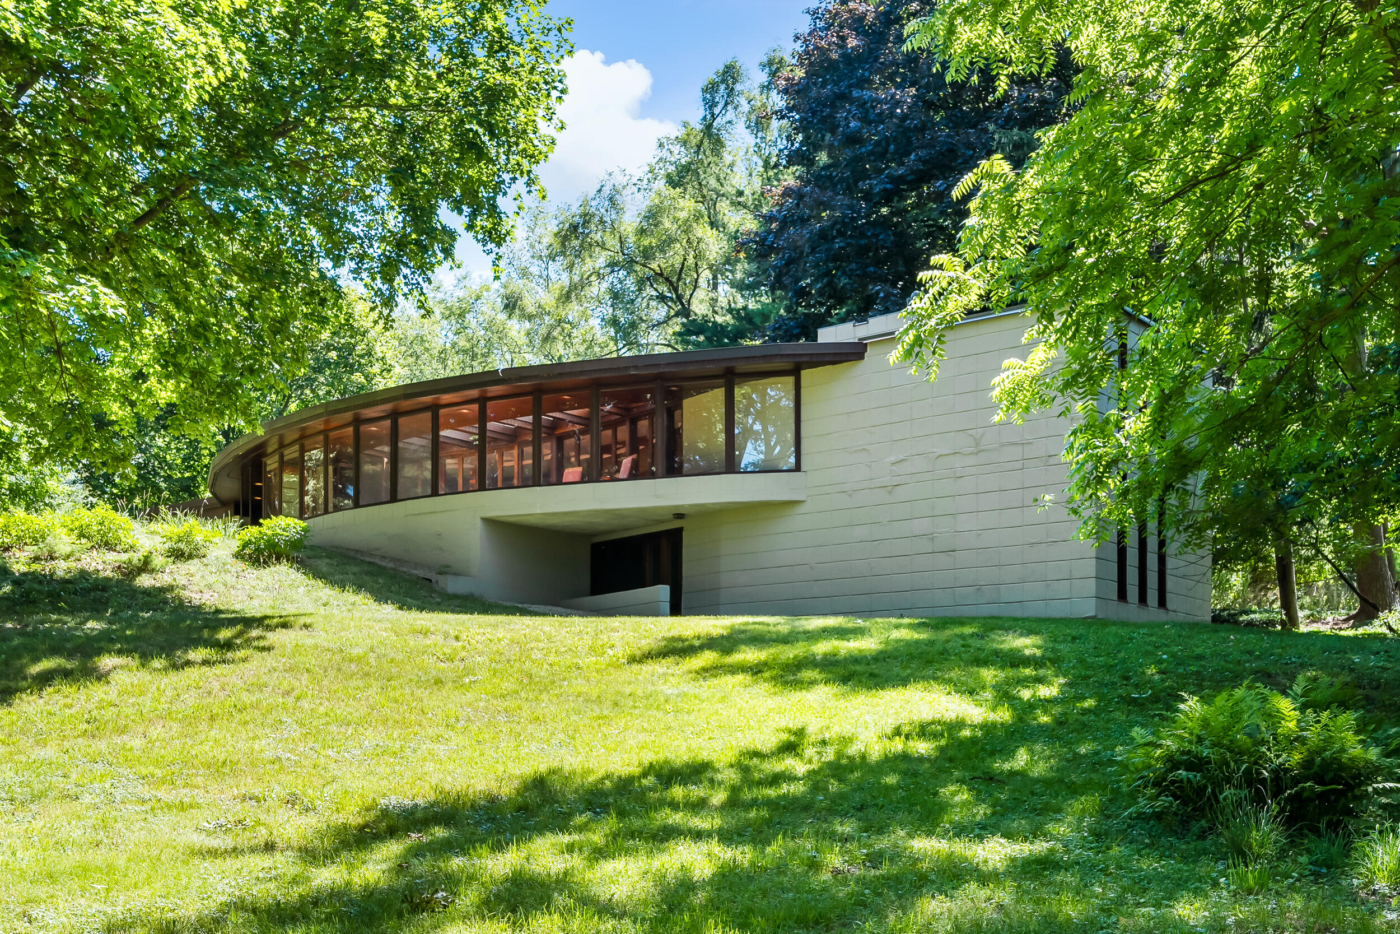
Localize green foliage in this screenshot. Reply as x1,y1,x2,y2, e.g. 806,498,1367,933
1124,683,1395,828
1305,825,1352,873
0,511,56,551
898,0,1400,569
1352,824,1400,888
0,0,569,473
117,549,166,580
1289,671,1361,713
1225,860,1272,895
1213,795,1287,865
159,520,221,562
58,507,138,553
747,0,1070,335
234,517,307,565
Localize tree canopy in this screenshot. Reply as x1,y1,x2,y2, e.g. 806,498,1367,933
746,0,1070,339
0,0,568,476
897,0,1400,619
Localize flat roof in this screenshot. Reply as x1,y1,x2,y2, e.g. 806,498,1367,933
207,341,867,503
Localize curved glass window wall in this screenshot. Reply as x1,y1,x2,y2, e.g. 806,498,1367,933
259,370,799,519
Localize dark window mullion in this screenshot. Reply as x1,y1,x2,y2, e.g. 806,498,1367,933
1116,529,1128,603
1158,506,1169,610
352,424,361,509
794,368,802,473
477,400,488,490
655,378,667,477
724,373,736,474
1137,522,1149,606
532,391,542,486
430,408,440,496
389,417,399,502
589,386,601,482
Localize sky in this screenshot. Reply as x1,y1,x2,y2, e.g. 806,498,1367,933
445,0,814,283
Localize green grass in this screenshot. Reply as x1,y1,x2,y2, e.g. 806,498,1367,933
1,537,1399,932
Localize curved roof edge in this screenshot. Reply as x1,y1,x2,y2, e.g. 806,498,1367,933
207,341,868,503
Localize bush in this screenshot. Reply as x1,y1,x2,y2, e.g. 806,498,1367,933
234,516,307,564
59,505,139,552
159,519,221,561
1124,682,1396,829
118,548,165,579
1352,824,1400,888
0,511,56,550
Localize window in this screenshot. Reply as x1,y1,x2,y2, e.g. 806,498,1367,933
666,381,725,475
397,411,432,500
735,375,796,471
359,419,391,505
281,445,302,519
438,404,479,494
303,437,326,517
599,386,655,480
541,392,591,484
329,428,353,511
486,396,535,489
264,453,281,516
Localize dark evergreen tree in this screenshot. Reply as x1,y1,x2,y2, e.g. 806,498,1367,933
746,0,1071,339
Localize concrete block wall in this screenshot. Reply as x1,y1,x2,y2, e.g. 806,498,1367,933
681,311,1210,621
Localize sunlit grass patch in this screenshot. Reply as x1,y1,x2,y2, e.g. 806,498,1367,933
0,542,1397,931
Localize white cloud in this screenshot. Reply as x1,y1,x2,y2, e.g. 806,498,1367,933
537,50,677,202
445,50,675,283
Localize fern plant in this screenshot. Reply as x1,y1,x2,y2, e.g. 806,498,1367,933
1123,682,1395,829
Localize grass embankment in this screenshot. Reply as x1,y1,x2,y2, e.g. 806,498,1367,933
0,538,1397,932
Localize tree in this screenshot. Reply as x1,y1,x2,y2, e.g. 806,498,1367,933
745,0,1070,340
546,60,780,351
898,0,1400,621
0,0,568,480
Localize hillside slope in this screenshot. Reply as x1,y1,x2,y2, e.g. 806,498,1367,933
0,539,1397,932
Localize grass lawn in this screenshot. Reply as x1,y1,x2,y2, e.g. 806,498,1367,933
1,537,1398,933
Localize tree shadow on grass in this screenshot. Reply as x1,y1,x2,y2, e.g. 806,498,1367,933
100,620,1228,933
111,723,1160,934
96,615,1397,932
0,560,289,704
297,547,539,616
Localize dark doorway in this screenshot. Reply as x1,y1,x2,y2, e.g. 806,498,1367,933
240,459,264,523
591,528,682,616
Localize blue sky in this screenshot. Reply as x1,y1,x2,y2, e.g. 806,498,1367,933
446,0,814,281
550,0,813,122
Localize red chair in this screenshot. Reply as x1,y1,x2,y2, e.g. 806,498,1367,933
562,466,584,483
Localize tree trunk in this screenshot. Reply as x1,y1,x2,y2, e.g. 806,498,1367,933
1274,534,1299,630
1352,522,1395,624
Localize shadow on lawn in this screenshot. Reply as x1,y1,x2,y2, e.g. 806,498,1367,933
105,619,1175,933
113,729,1132,933
298,547,537,616
101,616,1396,933
0,561,288,704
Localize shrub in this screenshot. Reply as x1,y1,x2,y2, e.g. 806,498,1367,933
59,505,139,552
1352,824,1400,888
0,511,56,550
1124,682,1395,829
234,516,307,564
118,548,165,579
159,519,221,561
